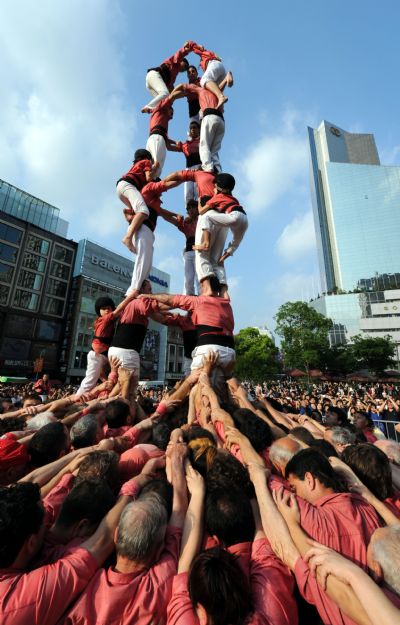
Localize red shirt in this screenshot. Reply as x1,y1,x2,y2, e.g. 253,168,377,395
191,44,220,72
119,444,163,481
141,180,169,213
183,83,220,112
179,138,200,158
163,313,196,333
0,548,98,625
206,192,241,214
160,46,189,88
177,217,197,240
171,295,234,336
383,491,400,519
186,77,201,102
120,160,152,190
63,526,182,625
92,312,115,354
119,299,159,326
43,473,75,527
178,169,215,200
149,97,172,137
167,539,297,625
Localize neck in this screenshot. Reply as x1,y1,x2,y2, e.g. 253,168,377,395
115,555,147,575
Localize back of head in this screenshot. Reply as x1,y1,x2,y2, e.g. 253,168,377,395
290,426,315,446
188,547,252,625
0,415,26,437
94,296,115,316
215,172,236,193
134,148,153,163
188,437,218,477
285,449,345,492
310,439,338,458
269,437,301,473
116,493,168,565
76,450,120,491
182,425,216,445
341,444,393,500
374,439,400,465
104,400,130,429
152,421,173,451
140,478,173,519
206,450,254,498
0,482,44,566
56,479,115,532
28,421,69,467
71,414,99,448
25,411,56,431
372,526,400,596
326,406,348,426
232,408,272,452
205,487,255,547
329,427,356,446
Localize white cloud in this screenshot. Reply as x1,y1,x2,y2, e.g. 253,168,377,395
266,270,321,307
234,109,309,214
276,210,317,262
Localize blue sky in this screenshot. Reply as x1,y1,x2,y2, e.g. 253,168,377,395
1,0,400,335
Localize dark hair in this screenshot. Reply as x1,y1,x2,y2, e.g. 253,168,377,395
309,439,338,458
188,64,198,72
152,422,173,451
0,415,26,437
326,406,348,426
341,444,394,500
23,392,42,404
189,120,200,129
28,422,69,467
104,400,130,429
354,411,375,430
56,479,115,530
141,478,173,519
188,547,252,625
182,425,216,445
290,426,315,445
232,409,272,452
94,296,115,316
76,450,120,492
285,449,345,492
209,276,221,294
205,487,255,547
0,482,44,566
206,450,254,498
181,58,189,69
199,195,212,207
139,397,156,416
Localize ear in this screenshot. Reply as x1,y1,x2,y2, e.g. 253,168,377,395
113,526,118,545
195,603,208,625
369,558,382,582
305,471,316,491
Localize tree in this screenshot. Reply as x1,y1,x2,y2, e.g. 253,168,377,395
275,301,333,371
351,335,396,374
321,344,357,376
234,328,279,382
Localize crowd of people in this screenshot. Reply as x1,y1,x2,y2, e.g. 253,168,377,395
1,40,400,625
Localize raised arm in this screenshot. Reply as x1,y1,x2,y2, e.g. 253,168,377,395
178,463,205,573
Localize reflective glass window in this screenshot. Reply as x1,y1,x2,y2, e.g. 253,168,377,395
0,222,23,245
0,243,18,263
22,252,46,273
26,234,50,255
13,289,39,311
46,278,67,297
53,245,73,264
50,261,70,280
42,297,64,316
0,262,14,284
0,285,9,305
17,270,43,291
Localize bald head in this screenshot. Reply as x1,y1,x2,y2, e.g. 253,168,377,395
269,437,301,475
369,525,400,596
374,440,400,465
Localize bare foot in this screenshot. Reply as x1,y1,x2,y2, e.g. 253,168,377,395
226,71,234,87
122,236,136,253
141,106,152,114
217,95,228,109
192,244,209,251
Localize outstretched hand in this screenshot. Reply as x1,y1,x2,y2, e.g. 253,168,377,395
272,486,300,526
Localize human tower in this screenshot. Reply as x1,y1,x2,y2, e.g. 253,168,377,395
77,41,248,395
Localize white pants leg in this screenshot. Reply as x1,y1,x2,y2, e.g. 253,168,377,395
146,134,166,177
145,70,169,109
191,344,236,376
203,211,248,255
116,181,149,216
195,214,228,283
127,225,155,294
77,351,107,395
108,346,140,378
194,215,214,282
199,115,225,173
184,164,201,205
200,60,227,86
183,249,198,295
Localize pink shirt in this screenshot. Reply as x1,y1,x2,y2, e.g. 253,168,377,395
119,298,159,325
0,547,98,625
63,526,182,625
171,294,234,335
167,539,297,625
43,473,75,527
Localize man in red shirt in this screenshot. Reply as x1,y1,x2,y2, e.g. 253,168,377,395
167,121,201,205
191,41,234,109
186,65,201,122
143,42,192,110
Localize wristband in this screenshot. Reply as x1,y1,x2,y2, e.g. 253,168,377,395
155,402,168,417
108,371,118,383
119,480,141,499
81,407,91,416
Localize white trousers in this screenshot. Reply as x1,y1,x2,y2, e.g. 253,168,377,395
183,250,199,295
199,115,225,173
127,224,155,294
108,346,140,377
145,70,169,109
195,214,227,284
77,351,108,396
184,164,201,205
191,345,236,388
202,210,248,255
116,180,149,216
146,134,166,178
200,60,227,87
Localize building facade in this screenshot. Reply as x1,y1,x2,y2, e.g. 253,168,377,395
65,239,170,382
164,325,185,385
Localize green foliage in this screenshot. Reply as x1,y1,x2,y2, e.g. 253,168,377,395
321,344,357,375
351,334,396,374
275,301,333,371
234,327,279,382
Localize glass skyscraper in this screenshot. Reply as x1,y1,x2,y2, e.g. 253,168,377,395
308,121,400,292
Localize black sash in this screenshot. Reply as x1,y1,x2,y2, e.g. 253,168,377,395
203,108,224,120
112,323,147,352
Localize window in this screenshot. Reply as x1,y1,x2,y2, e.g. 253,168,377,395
0,285,9,305
53,245,73,264
168,344,176,373
0,222,23,245
17,270,43,291
22,252,46,273
42,297,64,316
46,278,67,297
26,234,50,255
36,319,61,341
0,262,14,284
0,243,18,263
13,289,39,311
50,261,70,280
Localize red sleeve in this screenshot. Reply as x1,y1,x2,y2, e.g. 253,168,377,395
43,473,75,527
167,572,198,625
121,426,141,447
163,46,188,68
182,83,199,97
137,297,161,316
251,539,298,625
94,312,115,336
178,169,196,182
171,294,200,312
